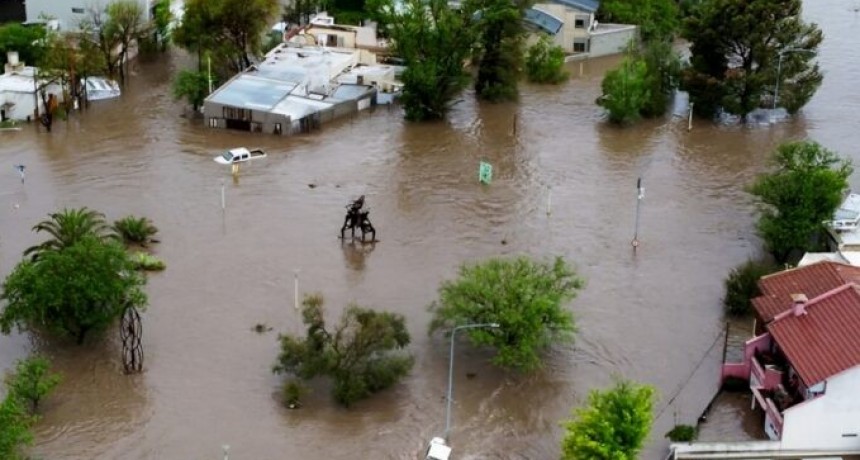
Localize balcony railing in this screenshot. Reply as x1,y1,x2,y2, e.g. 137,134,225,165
750,355,783,391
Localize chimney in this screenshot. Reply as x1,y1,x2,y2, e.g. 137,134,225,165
791,293,809,316
4,51,24,75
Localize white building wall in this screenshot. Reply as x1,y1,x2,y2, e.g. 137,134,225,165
26,0,152,30
781,366,860,450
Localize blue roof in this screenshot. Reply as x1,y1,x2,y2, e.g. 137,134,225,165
551,0,599,12
524,8,564,35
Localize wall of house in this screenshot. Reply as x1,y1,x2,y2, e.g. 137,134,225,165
25,0,151,30
589,25,638,58
532,3,593,54
780,366,860,450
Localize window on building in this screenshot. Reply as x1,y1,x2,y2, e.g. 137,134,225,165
223,107,251,122
209,118,218,128
274,123,282,135
72,7,85,14
575,18,585,28
573,41,587,53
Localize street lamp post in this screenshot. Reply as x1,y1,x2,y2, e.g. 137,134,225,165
445,322,500,440
773,47,815,110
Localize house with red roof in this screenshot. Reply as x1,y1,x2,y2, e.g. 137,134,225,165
722,262,860,450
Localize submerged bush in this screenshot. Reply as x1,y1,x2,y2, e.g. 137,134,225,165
724,260,777,316
525,36,569,84
113,216,159,246
131,252,166,271
665,424,697,442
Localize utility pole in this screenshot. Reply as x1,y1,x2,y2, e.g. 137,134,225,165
632,177,644,252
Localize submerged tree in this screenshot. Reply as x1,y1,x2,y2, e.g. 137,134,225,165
429,257,583,372
0,394,34,460
172,70,211,112
561,380,656,460
681,0,823,118
470,0,527,102
1,236,147,344
525,35,568,84
273,294,414,407
6,356,62,413
174,0,279,75
598,56,650,125
749,141,852,263
371,0,475,120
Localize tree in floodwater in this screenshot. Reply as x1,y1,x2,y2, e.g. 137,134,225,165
470,0,527,102
561,379,656,460
681,0,823,118
598,55,650,125
273,294,414,407
429,256,583,372
0,393,34,460
749,141,852,264
525,35,568,84
1,236,147,344
370,0,475,120
174,0,279,75
6,355,62,413
24,207,113,261
172,70,210,112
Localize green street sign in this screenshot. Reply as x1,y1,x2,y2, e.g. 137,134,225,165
479,161,493,184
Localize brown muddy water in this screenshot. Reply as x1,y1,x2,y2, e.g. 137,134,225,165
1,1,858,458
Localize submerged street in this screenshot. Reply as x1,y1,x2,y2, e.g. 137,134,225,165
0,1,858,458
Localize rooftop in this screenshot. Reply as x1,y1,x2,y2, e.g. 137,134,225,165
752,261,860,322
550,0,600,13
0,66,38,93
767,284,860,386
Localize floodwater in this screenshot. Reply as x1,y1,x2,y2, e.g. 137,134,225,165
0,1,858,458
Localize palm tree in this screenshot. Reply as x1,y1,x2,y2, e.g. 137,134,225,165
24,207,114,260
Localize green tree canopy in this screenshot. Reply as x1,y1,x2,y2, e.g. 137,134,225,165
525,35,568,84
470,0,526,102
0,24,47,67
598,0,680,43
598,56,650,125
750,141,852,263
152,0,174,50
0,394,34,460
6,355,61,413
429,256,583,372
561,380,656,460
172,70,210,112
371,0,475,120
1,236,147,344
24,207,113,261
174,0,279,75
273,294,414,407
681,0,823,118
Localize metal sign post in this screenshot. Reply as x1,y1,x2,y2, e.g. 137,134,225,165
632,177,644,252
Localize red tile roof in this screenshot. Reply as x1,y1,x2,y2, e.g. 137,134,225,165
752,261,860,322
767,284,860,386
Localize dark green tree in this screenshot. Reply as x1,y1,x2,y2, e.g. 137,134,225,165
6,355,61,413
24,207,113,261
273,294,413,407
0,394,34,460
598,55,650,125
282,0,320,26
750,141,852,263
470,0,526,102
0,24,47,67
429,256,583,372
174,0,279,75
372,0,474,120
1,236,147,344
561,380,656,460
172,70,210,112
525,35,568,84
598,0,680,43
681,0,823,118
639,40,682,117
723,260,777,316
152,0,174,50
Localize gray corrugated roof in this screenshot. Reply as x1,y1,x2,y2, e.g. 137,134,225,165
551,0,599,12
